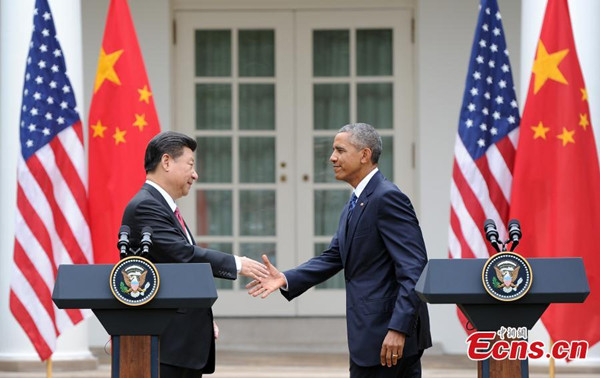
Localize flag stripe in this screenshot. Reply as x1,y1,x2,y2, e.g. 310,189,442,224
474,155,510,225
9,291,53,361
51,135,87,212
450,180,488,258
25,155,88,265
12,240,60,335
494,133,517,175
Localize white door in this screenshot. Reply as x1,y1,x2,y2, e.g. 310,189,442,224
174,7,414,316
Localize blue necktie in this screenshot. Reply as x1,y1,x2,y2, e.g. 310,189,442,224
348,193,358,212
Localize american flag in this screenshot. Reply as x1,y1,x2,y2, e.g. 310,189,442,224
449,0,520,261
10,0,92,361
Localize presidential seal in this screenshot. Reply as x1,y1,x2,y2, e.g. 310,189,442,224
110,256,160,306
482,252,532,302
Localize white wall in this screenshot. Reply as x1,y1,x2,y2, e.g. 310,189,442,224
416,0,522,354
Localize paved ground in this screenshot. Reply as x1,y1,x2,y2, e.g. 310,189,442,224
0,352,598,377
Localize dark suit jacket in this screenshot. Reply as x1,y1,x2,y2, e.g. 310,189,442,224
282,171,432,367
121,183,237,371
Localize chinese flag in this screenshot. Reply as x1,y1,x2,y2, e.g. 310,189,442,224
88,0,160,263
510,0,600,346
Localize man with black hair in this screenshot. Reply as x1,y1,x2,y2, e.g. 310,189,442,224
122,131,268,377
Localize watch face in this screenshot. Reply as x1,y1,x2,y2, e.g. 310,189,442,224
482,252,533,302
110,256,160,306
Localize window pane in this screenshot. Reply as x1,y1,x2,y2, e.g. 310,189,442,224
195,30,231,77
239,243,276,286
356,29,393,76
239,84,275,130
314,189,351,236
196,190,232,236
315,243,345,289
198,243,233,289
313,30,349,77
314,84,349,130
357,83,393,129
313,136,335,183
238,30,275,77
196,137,232,183
379,136,394,182
240,190,275,236
239,137,275,183
196,84,231,130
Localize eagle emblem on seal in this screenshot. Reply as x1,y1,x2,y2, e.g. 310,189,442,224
119,265,150,298
493,261,523,293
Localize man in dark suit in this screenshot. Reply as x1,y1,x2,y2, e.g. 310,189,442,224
247,123,432,377
121,131,268,378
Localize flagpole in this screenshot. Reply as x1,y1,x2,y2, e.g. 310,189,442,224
46,357,52,378
549,338,555,378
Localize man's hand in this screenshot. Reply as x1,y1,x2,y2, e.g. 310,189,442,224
213,321,219,339
245,254,286,298
380,330,406,367
239,256,269,279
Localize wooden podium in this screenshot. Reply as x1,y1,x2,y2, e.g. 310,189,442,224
52,263,217,378
416,258,589,378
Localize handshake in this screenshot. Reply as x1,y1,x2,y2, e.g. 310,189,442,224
239,255,285,299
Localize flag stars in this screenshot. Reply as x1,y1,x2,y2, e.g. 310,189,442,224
30,107,38,116
94,48,123,92
482,23,489,31
504,49,509,56
508,115,516,124
49,81,57,89
51,64,59,73
531,122,549,140
473,71,482,80
42,128,50,136
580,88,587,101
468,103,476,112
579,113,589,130
495,96,504,104
490,127,498,136
91,120,108,138
477,138,486,147
60,101,68,109
510,99,518,108
496,11,502,20
41,28,50,37
113,127,127,145
490,44,498,53
498,80,507,89
35,76,43,84
480,123,487,131
43,12,51,21
39,44,48,53
479,39,487,48
53,49,62,57
133,113,148,131
62,85,71,93
33,92,42,100
492,111,501,120
465,119,474,128
26,140,34,148
493,27,501,36
484,92,491,100
27,57,32,65
470,87,479,96
532,41,569,94
38,60,46,69
485,8,491,15
501,64,510,73
138,85,153,103
557,128,575,146
45,112,53,120
28,124,36,132
482,107,489,115
486,76,493,84
47,96,54,104
476,55,484,64
488,60,495,68
57,117,65,125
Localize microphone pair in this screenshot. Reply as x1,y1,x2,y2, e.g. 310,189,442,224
118,225,153,258
483,219,521,252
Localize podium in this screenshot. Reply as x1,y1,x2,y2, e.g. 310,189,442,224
52,263,217,378
416,257,589,378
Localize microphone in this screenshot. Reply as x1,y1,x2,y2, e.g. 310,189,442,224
118,225,131,259
140,226,153,256
483,219,501,252
508,219,522,251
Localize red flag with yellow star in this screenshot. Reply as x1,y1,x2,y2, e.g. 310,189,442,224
88,0,160,263
510,0,600,346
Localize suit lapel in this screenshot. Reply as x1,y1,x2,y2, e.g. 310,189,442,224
143,183,191,243
341,171,383,266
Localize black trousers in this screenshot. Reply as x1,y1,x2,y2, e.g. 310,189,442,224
349,351,423,378
160,363,203,378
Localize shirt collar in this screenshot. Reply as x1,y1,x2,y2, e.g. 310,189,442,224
353,167,378,199
146,179,177,212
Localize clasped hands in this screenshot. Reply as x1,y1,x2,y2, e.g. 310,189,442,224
244,255,407,367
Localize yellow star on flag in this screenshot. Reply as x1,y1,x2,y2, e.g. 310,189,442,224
94,48,124,93
91,120,108,138
531,121,550,140
133,113,148,131
113,127,127,145
556,127,575,146
532,40,569,94
579,113,589,130
138,85,152,104
581,88,588,101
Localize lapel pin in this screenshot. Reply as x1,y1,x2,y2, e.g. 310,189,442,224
360,202,364,207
